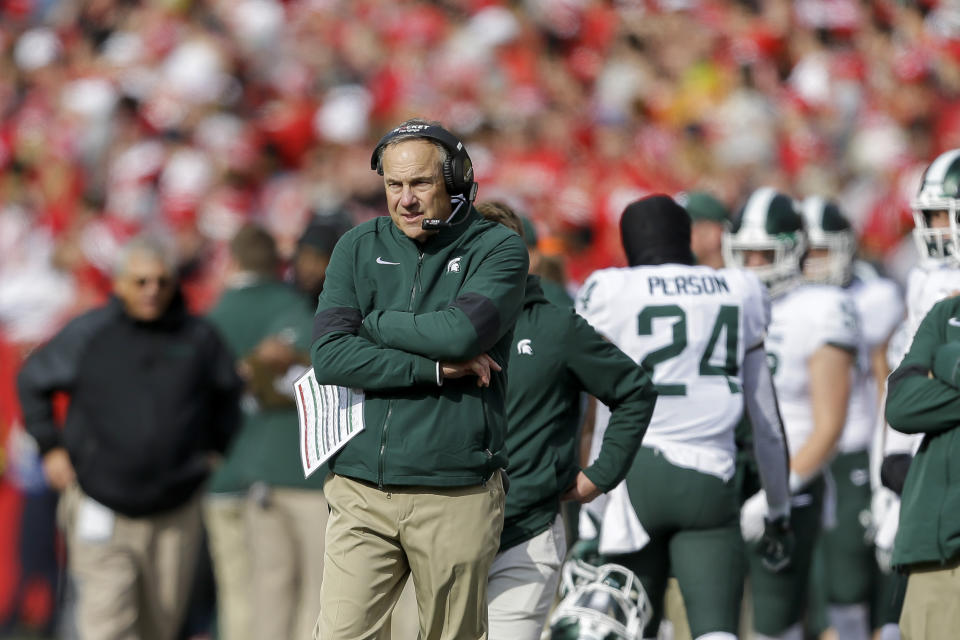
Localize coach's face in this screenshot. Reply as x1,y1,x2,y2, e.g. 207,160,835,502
114,252,176,322
382,139,452,242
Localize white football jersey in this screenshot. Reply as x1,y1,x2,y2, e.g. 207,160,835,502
576,264,769,478
837,268,904,452
905,262,960,338
849,263,904,350
766,284,859,456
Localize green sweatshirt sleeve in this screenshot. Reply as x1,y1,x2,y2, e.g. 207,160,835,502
362,235,529,362
886,299,960,435
565,313,657,491
311,234,438,390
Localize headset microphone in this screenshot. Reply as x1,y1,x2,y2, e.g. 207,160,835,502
421,192,473,230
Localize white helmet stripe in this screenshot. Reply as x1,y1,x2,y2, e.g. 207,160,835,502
801,195,826,230
924,149,960,186
742,186,778,231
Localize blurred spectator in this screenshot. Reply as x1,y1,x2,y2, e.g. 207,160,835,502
16,235,242,640
206,223,326,640
1,0,957,298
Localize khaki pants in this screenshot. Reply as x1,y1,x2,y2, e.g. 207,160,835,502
246,487,328,640
315,472,505,640
487,515,566,640
900,557,960,640
204,495,252,640
60,485,203,640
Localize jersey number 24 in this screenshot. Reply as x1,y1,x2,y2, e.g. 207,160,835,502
637,304,741,396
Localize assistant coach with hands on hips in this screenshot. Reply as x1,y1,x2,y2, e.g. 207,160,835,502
310,118,528,639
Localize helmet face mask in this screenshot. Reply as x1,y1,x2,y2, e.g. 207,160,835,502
911,204,960,266
722,187,806,298
911,148,960,267
547,560,652,640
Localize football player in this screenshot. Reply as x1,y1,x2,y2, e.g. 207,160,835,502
724,187,858,640
800,196,903,640
871,148,960,639
576,194,792,640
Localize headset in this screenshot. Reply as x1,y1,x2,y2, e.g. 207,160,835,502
370,122,479,229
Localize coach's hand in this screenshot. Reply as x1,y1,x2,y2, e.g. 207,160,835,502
561,471,601,503
42,447,76,492
441,354,502,387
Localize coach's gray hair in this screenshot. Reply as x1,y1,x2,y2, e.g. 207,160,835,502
113,234,178,278
378,117,449,175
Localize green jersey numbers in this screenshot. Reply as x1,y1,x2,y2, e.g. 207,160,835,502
637,304,742,396
637,305,687,395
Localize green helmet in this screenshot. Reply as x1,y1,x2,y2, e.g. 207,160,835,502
911,148,960,265
722,186,806,297
546,560,652,640
800,195,856,286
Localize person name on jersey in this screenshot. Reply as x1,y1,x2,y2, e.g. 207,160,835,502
647,273,731,296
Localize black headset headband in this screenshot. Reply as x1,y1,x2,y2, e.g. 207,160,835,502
370,123,478,203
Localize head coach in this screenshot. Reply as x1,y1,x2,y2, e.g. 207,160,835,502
310,118,528,639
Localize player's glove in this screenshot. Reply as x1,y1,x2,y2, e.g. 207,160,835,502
758,515,794,573
740,490,768,542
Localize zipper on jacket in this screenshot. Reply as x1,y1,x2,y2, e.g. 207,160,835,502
378,250,425,489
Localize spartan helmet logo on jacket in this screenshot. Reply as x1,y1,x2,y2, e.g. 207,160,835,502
722,187,806,298
912,148,960,266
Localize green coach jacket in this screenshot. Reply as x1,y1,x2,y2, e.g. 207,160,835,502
311,208,528,488
501,275,657,551
886,295,960,568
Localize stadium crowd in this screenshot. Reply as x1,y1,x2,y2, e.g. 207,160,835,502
4,0,960,638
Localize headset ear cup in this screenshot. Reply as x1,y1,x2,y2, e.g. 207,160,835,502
443,157,458,195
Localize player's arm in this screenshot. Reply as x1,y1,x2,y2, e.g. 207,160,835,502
871,345,892,402
564,314,658,497
863,278,905,402
791,343,853,483
361,235,529,362
311,235,443,390
886,300,960,435
742,343,791,517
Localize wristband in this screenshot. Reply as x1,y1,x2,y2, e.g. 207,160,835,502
436,361,443,387
789,470,814,494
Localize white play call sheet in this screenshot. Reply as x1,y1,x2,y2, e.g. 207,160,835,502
293,368,365,478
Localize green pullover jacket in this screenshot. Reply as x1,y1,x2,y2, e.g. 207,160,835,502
501,276,657,551
207,278,324,492
887,295,960,567
311,209,528,488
